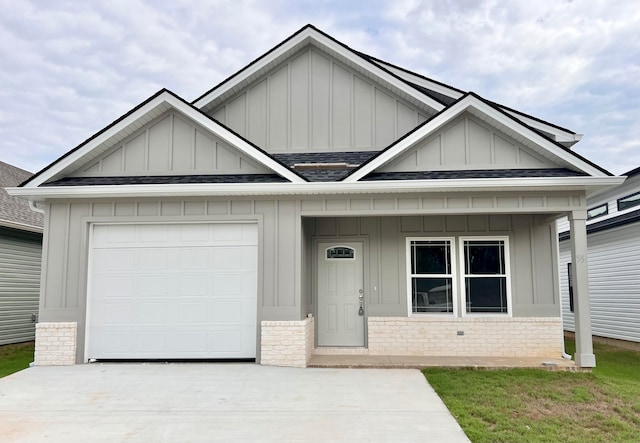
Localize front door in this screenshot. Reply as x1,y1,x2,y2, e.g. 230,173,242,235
317,242,365,347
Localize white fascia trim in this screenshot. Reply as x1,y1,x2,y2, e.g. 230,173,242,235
346,95,606,182
192,28,445,112
0,219,43,234
6,177,625,201
373,61,464,100
24,93,305,188
501,109,582,145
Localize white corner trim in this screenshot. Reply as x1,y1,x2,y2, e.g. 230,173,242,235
6,176,625,201
23,92,305,188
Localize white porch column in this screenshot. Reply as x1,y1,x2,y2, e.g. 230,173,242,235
569,210,595,368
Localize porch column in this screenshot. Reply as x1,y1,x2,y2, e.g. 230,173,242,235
569,210,595,368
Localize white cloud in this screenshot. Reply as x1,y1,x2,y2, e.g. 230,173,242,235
0,0,638,174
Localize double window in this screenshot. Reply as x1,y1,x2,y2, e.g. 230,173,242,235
407,236,511,316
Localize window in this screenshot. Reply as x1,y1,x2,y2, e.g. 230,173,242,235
461,238,510,315
617,191,640,211
407,236,511,317
326,246,355,260
587,203,608,220
407,239,455,314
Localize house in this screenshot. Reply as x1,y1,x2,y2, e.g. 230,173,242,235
558,165,640,344
0,161,43,345
8,25,623,368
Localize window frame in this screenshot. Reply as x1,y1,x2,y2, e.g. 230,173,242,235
586,203,608,220
617,191,640,212
459,236,512,317
406,237,458,317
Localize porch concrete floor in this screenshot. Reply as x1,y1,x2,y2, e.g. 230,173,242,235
308,354,578,370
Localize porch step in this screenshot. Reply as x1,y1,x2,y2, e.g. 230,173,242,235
307,354,580,371
313,347,369,356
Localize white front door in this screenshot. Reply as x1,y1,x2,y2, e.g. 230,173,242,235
317,242,365,347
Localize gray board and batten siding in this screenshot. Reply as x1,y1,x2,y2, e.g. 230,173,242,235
210,47,432,153
378,113,558,172
71,111,271,178
40,191,581,362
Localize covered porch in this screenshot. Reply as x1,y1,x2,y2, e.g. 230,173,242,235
260,190,597,369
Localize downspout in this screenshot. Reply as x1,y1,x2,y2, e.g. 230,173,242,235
29,200,44,214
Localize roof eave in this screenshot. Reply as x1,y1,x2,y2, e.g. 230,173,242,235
6,176,625,202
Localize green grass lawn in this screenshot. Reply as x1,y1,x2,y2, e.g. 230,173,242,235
0,341,35,378
423,340,640,443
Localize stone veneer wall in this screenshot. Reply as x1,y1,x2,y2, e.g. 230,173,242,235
34,322,78,366
368,317,562,357
260,317,314,368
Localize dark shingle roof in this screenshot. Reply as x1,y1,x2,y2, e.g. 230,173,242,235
363,168,588,181
0,161,43,230
272,151,379,167
43,174,288,186
293,169,354,182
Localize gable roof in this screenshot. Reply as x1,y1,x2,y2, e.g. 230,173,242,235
363,54,583,147
9,24,623,202
0,161,43,233
343,93,612,182
21,89,308,188
192,24,445,115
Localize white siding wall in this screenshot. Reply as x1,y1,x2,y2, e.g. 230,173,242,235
560,223,640,343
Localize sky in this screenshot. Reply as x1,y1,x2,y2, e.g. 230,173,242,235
1,0,638,176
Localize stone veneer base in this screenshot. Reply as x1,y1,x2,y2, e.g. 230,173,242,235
34,322,78,366
368,317,563,357
260,318,314,368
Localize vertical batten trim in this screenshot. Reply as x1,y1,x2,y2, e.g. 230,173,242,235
328,61,334,149
191,127,197,170
144,129,150,172
266,75,271,150
464,117,470,165
308,50,313,149
529,220,538,304
60,204,71,307
287,61,291,150
274,200,280,306
168,113,174,171
351,73,356,148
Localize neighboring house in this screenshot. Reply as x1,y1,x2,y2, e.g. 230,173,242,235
0,160,43,345
8,25,623,368
558,166,640,343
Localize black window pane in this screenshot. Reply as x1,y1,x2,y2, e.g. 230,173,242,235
466,277,507,313
618,191,640,211
465,241,504,274
587,204,608,220
412,278,453,313
412,241,449,274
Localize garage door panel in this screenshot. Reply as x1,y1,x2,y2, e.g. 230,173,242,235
88,223,258,360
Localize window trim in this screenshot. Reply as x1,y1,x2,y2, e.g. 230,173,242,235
587,203,608,220
459,236,512,317
406,237,458,317
617,190,640,212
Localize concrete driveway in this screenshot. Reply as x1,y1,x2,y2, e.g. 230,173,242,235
0,364,470,442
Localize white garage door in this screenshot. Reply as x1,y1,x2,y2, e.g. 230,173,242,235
87,223,257,360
